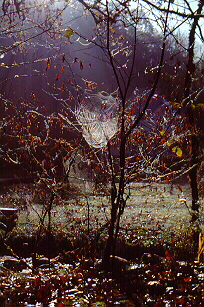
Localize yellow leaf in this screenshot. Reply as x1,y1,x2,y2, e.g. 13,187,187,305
171,101,181,108
172,146,182,157
167,140,173,147
160,130,166,136
64,29,74,39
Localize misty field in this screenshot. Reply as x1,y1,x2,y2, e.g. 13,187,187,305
1,180,203,243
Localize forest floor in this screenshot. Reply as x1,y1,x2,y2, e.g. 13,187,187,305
0,180,203,306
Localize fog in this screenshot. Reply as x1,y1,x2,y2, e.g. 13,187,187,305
0,0,171,115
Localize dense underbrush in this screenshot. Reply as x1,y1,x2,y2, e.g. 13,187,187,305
0,229,203,306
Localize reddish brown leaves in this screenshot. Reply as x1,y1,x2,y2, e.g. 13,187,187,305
56,74,60,81
46,58,50,71
61,83,65,92
165,249,173,260
129,106,135,116
79,61,84,70
85,80,98,90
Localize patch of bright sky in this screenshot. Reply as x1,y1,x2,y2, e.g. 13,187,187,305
131,0,204,57
52,0,203,56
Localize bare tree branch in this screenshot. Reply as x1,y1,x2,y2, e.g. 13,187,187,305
143,0,203,18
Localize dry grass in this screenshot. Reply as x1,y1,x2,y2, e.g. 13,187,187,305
0,180,203,245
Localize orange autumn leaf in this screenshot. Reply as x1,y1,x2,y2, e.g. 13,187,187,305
85,80,98,89
61,83,65,92
56,74,60,80
69,93,73,101
184,277,192,282
165,249,173,260
101,103,106,109
129,106,135,115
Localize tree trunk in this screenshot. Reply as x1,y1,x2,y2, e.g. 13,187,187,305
189,134,200,223
184,1,203,254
